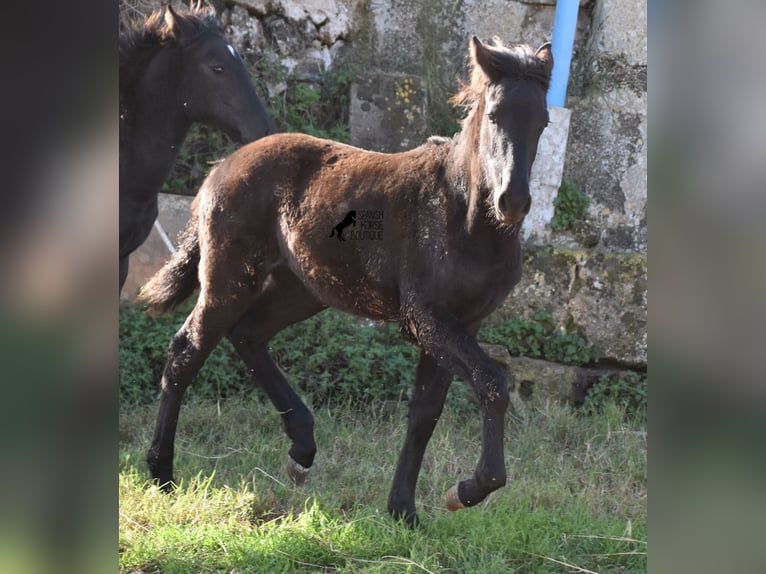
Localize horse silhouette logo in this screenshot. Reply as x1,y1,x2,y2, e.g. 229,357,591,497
330,210,356,241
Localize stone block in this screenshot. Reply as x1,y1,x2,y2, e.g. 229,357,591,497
350,73,427,152
121,194,194,303
479,343,626,408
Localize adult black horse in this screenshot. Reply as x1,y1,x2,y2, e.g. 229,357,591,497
119,4,275,292
140,37,552,526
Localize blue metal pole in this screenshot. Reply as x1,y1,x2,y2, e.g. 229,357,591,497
547,0,580,107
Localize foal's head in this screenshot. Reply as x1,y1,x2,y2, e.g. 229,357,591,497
454,37,553,227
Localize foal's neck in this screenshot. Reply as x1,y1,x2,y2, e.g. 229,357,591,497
445,127,488,236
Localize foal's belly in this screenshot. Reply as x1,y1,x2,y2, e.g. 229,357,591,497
280,222,402,321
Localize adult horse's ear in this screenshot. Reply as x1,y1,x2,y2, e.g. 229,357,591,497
471,35,502,83
163,4,195,42
163,4,178,29
535,42,554,77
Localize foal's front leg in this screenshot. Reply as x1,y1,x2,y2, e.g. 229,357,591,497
387,352,452,526
400,304,510,514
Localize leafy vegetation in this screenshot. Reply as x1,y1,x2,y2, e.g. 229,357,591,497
551,178,590,231
161,125,239,195
583,370,648,419
479,310,596,366
268,65,355,143
268,310,418,405
119,304,418,407
121,303,608,408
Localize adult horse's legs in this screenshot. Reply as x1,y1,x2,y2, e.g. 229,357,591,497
227,268,326,484
119,256,129,293
387,352,452,526
401,302,509,512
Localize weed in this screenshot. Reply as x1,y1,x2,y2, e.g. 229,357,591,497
551,178,590,231
479,310,596,365
256,60,355,143
119,304,418,407
583,370,647,419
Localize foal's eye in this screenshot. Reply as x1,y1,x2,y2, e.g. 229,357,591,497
487,111,497,124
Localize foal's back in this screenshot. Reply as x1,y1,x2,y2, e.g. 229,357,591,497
198,133,457,319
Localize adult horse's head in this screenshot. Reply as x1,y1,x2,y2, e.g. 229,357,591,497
454,37,553,228
160,5,275,142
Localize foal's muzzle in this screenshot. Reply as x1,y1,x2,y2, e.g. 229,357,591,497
496,191,531,226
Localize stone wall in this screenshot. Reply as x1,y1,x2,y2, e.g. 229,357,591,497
122,0,647,388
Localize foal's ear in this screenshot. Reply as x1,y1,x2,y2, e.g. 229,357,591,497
535,42,554,77
470,36,502,83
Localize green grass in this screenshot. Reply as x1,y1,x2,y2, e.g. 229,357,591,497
120,397,646,573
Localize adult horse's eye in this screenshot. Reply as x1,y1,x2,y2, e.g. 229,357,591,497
487,111,497,124
211,65,224,74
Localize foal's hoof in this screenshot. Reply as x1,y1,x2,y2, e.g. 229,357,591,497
445,484,465,511
287,455,311,486
151,478,176,494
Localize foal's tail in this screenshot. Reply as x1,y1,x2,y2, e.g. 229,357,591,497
138,213,200,315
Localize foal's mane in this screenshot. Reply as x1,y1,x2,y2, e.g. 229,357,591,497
450,39,550,231
119,5,220,105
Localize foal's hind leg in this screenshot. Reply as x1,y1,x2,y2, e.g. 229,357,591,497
147,274,261,489
227,268,326,485
388,352,452,526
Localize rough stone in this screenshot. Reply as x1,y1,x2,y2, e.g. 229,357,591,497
350,73,427,152
229,0,360,73
550,0,647,252
463,0,529,48
588,0,646,65
225,5,268,56
492,245,647,367
565,84,647,252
